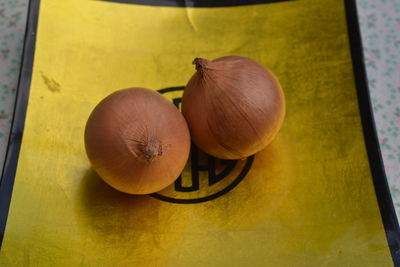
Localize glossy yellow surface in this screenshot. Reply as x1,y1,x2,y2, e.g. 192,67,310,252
0,0,393,266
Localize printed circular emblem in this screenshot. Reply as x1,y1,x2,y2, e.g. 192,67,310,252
150,87,254,204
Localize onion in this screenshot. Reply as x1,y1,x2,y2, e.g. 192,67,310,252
181,56,285,159
84,88,191,194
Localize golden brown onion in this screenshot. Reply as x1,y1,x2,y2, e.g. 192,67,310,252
85,88,190,194
182,56,285,159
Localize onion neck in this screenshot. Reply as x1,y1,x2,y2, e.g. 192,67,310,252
141,138,163,162
193,58,209,78
128,138,163,163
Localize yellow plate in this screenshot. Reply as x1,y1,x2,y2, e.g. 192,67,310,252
0,0,399,266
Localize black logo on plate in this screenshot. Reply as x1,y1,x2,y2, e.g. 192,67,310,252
150,87,254,204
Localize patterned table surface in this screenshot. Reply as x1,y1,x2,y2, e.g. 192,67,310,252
0,0,399,218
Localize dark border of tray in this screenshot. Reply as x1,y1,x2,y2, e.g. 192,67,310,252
345,0,400,264
0,0,399,265
0,0,40,248
98,0,291,7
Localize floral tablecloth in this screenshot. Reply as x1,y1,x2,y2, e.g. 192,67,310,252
0,0,399,218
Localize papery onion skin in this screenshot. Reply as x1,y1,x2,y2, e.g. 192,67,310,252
182,56,285,160
84,88,190,194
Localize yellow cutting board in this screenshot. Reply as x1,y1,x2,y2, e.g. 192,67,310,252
0,0,399,266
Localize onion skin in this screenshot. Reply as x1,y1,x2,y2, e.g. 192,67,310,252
182,56,285,159
85,88,190,194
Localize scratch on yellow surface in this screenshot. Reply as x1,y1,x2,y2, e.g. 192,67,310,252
41,73,61,93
